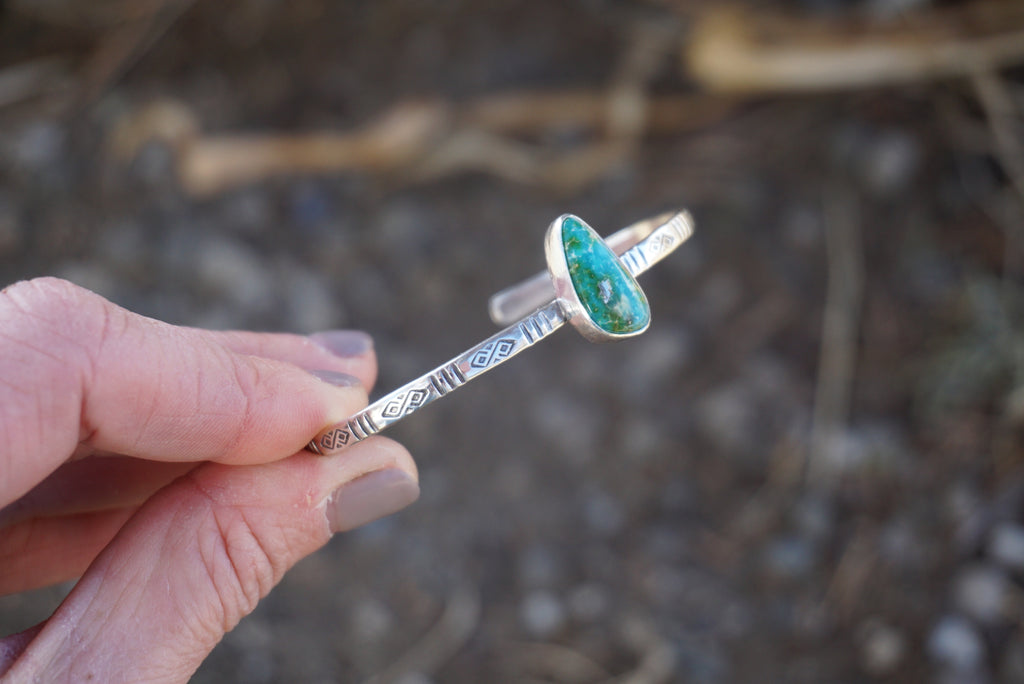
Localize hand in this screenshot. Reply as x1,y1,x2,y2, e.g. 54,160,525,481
0,278,419,682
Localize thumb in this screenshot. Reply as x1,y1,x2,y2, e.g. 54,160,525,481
1,437,418,683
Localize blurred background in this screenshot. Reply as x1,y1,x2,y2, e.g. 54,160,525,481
2,0,1024,681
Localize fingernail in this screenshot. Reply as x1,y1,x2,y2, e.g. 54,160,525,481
309,330,373,358
326,469,420,533
309,369,362,387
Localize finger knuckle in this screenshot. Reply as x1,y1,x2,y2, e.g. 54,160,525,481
183,475,288,633
2,277,96,322
0,279,103,466
200,509,284,633
0,277,109,358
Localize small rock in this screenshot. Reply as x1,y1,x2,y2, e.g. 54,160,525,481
927,615,985,671
858,129,921,198
520,590,566,638
350,598,393,642
953,564,1017,626
10,120,65,172
859,619,906,676
814,424,909,480
988,523,1024,572
831,124,920,199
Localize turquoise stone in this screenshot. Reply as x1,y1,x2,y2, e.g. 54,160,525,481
562,216,650,335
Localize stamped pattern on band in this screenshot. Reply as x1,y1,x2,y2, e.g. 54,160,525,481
429,363,467,396
383,389,429,418
319,428,351,451
649,233,675,253
471,338,516,369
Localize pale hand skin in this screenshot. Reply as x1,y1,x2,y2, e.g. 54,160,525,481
0,278,420,683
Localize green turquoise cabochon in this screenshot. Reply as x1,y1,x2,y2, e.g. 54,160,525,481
561,215,651,336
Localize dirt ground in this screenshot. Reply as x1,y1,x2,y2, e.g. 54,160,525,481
2,1,1024,682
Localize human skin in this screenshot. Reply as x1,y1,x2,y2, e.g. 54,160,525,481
0,277,420,682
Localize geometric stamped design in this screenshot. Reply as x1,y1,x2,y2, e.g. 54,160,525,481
429,364,467,396
648,233,675,253
470,338,516,369
382,388,429,418
319,427,351,451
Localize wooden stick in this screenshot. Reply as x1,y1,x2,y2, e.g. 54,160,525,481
462,90,735,137
180,101,449,195
686,3,1024,92
807,188,864,486
111,91,738,195
361,588,480,684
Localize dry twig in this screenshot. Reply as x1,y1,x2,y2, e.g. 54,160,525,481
362,587,480,684
973,72,1024,210
0,59,71,110
970,72,1024,470
824,526,877,619
107,14,735,195
686,2,1024,92
507,642,611,683
110,90,736,195
807,189,864,486
602,619,675,684
74,0,198,106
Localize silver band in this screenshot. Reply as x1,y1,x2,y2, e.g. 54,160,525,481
308,210,694,455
